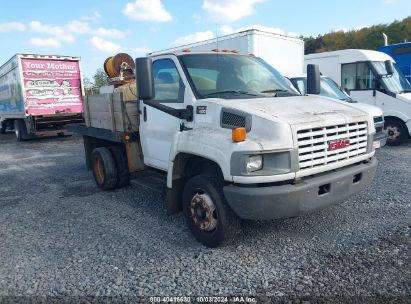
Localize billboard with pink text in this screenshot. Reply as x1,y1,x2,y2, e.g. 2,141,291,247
21,58,83,116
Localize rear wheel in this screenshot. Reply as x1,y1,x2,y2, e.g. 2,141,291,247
108,145,130,188
385,118,408,146
91,147,118,190
14,119,28,142
0,121,7,134
182,174,241,247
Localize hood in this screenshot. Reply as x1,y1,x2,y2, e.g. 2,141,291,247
345,101,383,118
396,92,411,104
207,95,370,128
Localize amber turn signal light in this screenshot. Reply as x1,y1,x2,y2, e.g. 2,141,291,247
232,127,246,142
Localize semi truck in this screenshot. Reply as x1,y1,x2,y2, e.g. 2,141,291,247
72,51,378,247
0,54,84,140
305,49,411,146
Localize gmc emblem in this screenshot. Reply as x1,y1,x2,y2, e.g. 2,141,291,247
328,139,350,151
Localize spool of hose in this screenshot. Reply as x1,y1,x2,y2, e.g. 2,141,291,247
103,56,116,78
103,53,135,78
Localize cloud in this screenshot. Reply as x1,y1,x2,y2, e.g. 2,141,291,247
202,0,265,23
82,11,102,22
29,21,75,43
173,30,214,46
0,22,26,32
67,20,91,34
383,0,398,4
133,47,151,55
91,36,122,53
219,25,233,35
192,14,202,24
94,27,128,39
123,0,172,22
334,28,348,33
29,38,61,48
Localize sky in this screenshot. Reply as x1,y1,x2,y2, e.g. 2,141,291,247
0,0,409,78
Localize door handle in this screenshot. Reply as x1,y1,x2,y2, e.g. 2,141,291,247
143,106,147,122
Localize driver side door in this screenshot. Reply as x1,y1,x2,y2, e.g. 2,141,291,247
139,57,185,171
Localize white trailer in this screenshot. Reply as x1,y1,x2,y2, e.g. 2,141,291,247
305,49,411,145
150,29,304,76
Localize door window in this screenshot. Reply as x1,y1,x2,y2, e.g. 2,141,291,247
341,63,356,90
342,62,376,90
153,59,184,102
356,63,376,90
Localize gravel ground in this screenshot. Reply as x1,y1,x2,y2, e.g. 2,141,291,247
0,132,410,303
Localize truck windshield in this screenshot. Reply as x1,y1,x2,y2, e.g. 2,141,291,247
179,54,295,99
371,61,411,94
321,77,352,101
291,77,351,101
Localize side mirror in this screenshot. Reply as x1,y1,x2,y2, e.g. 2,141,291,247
136,57,154,100
307,64,321,95
385,60,394,75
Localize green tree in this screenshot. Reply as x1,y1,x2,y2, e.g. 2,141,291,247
93,68,109,89
304,16,411,54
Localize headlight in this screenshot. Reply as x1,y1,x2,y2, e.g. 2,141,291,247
246,155,263,173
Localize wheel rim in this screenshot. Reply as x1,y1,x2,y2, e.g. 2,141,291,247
386,125,400,141
93,156,104,184
15,128,19,139
189,190,218,232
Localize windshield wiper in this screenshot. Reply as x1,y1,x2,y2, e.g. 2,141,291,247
260,89,289,94
399,89,411,93
203,90,260,97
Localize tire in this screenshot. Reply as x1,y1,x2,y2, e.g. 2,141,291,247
182,174,241,248
385,118,408,146
14,119,28,142
91,147,118,190
0,121,6,134
108,145,130,188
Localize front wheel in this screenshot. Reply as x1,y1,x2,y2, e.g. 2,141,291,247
385,118,408,146
182,174,241,248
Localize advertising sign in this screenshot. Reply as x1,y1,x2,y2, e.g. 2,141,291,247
21,58,83,115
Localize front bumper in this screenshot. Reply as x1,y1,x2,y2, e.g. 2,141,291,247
223,157,378,220
373,130,387,148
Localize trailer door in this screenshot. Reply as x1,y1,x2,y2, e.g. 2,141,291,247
20,58,83,116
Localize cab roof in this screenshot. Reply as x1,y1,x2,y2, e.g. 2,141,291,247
305,49,394,64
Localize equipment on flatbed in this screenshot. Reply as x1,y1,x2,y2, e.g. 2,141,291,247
104,53,135,86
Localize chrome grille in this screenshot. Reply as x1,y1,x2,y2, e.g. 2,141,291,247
297,122,368,170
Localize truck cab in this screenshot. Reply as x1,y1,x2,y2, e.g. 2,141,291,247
77,51,378,247
305,49,411,145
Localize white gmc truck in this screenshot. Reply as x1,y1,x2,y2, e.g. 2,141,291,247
74,51,378,247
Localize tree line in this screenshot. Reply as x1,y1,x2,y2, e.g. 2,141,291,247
303,16,411,54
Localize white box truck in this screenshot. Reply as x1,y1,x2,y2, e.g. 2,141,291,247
150,29,304,76
0,54,84,141
305,49,411,145
72,51,378,247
